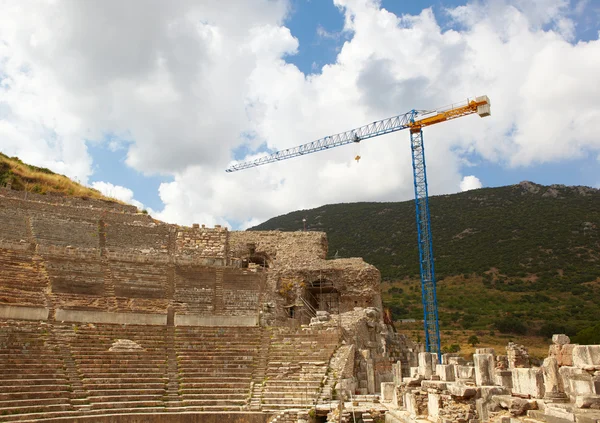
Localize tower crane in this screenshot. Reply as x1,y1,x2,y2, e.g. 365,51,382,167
226,96,491,356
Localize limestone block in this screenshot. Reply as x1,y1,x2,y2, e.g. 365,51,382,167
558,366,585,400
421,380,447,390
549,343,576,366
568,373,595,396
495,370,513,389
428,392,441,420
404,392,418,416
575,394,600,409
552,334,570,345
409,366,419,377
436,364,456,382
418,352,436,378
476,348,496,355
572,345,600,370
474,353,495,386
448,384,477,398
381,382,395,402
457,365,475,380
447,356,467,365
511,368,545,399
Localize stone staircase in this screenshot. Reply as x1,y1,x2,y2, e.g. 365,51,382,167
174,326,262,411
249,327,272,410
261,328,340,412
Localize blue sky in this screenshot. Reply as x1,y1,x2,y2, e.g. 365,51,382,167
85,0,600,215
1,0,599,228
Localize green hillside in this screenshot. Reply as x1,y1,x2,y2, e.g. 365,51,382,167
250,182,600,338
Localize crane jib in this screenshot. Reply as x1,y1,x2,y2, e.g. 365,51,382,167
225,95,491,358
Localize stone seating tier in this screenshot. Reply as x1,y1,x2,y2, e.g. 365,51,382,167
0,321,72,420
0,249,46,307
31,215,99,249
0,322,341,420
0,206,30,241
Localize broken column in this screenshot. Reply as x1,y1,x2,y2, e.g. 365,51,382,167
542,356,568,402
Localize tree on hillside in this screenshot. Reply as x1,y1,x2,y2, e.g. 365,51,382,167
468,335,480,347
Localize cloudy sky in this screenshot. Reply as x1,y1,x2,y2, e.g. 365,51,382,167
1,0,599,229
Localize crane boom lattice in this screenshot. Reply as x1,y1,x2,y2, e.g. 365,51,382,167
226,96,491,357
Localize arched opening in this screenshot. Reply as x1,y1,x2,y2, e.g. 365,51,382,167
241,253,270,269
304,279,339,314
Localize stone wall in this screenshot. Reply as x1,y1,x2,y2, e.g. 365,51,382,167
0,189,379,326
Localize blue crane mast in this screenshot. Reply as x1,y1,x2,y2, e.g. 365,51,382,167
226,96,491,357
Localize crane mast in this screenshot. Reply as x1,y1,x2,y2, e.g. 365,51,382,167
226,96,491,356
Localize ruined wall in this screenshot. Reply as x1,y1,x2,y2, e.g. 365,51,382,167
0,189,378,327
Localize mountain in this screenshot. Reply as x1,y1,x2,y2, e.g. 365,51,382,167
250,182,600,337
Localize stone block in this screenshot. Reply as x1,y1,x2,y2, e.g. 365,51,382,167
558,366,585,400
380,382,395,402
495,370,513,389
428,392,441,420
476,348,496,355
436,364,456,381
448,384,477,398
418,352,436,378
552,334,570,345
575,394,600,409
457,365,475,380
404,392,418,416
549,343,576,367
572,346,600,370
568,373,595,396
511,367,545,399
474,353,495,386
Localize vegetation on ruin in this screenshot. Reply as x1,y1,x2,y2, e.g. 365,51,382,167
0,152,122,203
251,182,600,342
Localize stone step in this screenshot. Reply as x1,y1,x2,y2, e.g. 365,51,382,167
0,403,73,416
0,389,72,400
89,400,165,409
0,397,71,408
180,399,247,407
0,378,68,386
77,363,168,370
180,393,248,400
0,410,82,422
76,358,167,365
82,377,168,384
79,369,167,376
88,394,165,403
87,388,166,396
179,382,250,389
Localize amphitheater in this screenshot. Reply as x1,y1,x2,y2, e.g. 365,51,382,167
0,187,598,423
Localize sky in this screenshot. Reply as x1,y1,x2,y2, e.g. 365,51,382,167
0,0,599,230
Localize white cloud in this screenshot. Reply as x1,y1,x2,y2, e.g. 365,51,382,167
91,181,144,210
460,175,483,192
1,0,599,230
